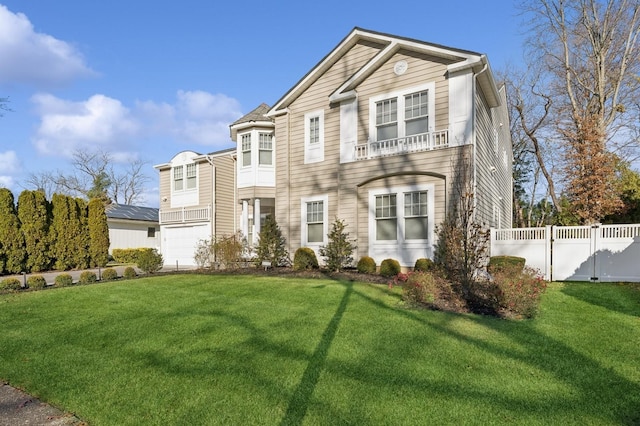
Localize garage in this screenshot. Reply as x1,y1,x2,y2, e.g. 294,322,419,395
162,224,210,267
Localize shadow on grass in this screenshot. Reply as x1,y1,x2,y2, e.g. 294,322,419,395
560,281,640,317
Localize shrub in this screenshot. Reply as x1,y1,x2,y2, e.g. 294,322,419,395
414,258,434,272
137,249,163,274
194,238,213,269
101,268,118,281
319,218,356,272
213,232,247,269
379,258,401,277
54,273,74,287
293,247,319,270
402,272,437,306
78,271,97,284
356,256,376,274
123,266,137,279
1,277,22,291
492,266,547,318
488,256,526,274
255,215,289,267
27,275,47,290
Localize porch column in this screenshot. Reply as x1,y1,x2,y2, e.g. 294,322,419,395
254,198,261,239
241,200,249,239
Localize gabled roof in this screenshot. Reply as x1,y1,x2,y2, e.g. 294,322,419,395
229,103,273,141
106,204,159,223
268,27,500,115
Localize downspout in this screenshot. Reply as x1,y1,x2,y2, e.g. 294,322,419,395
230,152,237,232
287,109,292,256
471,59,489,220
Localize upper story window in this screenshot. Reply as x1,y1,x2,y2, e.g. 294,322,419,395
370,83,435,143
304,110,324,164
186,164,197,189
259,133,273,165
241,134,252,167
404,91,429,136
376,98,398,141
173,165,184,191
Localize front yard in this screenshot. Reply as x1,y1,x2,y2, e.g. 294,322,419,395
0,275,638,425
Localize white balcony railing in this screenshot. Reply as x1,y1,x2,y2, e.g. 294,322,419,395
159,205,211,224
355,130,448,160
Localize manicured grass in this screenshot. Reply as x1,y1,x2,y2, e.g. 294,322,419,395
0,275,639,425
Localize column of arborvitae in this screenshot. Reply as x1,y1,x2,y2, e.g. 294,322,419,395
17,190,52,273
73,198,90,269
0,188,26,274
88,198,110,267
50,193,74,270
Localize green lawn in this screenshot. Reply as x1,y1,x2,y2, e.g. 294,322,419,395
0,275,639,425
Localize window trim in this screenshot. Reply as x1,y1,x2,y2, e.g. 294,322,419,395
258,132,274,166
369,82,435,142
301,194,328,247
304,110,324,164
173,165,184,191
241,133,252,167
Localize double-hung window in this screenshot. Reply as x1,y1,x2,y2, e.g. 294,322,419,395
241,134,252,167
404,91,429,136
173,165,184,191
404,191,428,239
375,194,397,240
376,98,398,141
306,200,324,243
186,164,197,189
259,133,273,165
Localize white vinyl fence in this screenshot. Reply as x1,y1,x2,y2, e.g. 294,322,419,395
491,223,640,282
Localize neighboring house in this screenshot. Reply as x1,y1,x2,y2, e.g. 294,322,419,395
154,149,237,266
159,27,513,267
105,204,160,253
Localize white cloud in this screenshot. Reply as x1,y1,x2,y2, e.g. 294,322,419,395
0,175,14,189
31,93,139,157
0,150,21,174
0,5,95,87
138,90,242,147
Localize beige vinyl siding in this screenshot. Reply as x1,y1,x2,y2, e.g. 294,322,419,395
198,160,213,207
213,155,237,236
158,168,171,203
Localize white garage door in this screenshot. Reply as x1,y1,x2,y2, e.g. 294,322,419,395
162,225,209,267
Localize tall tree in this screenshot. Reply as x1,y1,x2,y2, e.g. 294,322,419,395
50,194,75,270
0,188,26,274
17,190,52,272
512,0,640,223
88,198,110,267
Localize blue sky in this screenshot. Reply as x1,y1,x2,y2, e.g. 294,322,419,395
0,0,525,207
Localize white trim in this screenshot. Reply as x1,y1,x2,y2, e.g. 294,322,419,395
300,194,329,249
304,110,324,164
368,82,436,142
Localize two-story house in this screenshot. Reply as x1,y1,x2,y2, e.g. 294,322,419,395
157,27,512,267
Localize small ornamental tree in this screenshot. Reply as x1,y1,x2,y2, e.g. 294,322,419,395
319,217,356,272
88,198,110,267
0,188,26,274
17,190,52,272
255,215,289,267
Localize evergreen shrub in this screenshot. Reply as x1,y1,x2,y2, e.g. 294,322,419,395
356,256,376,274
137,249,163,274
101,268,118,281
414,258,434,272
1,277,22,291
54,273,74,287
379,258,401,277
123,266,137,279
27,275,47,290
79,271,97,284
293,247,319,270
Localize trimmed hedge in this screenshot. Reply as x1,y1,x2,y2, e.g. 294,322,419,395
54,273,74,287
356,256,377,274
414,258,434,272
1,277,22,291
101,268,118,281
379,258,401,277
112,248,158,264
293,247,319,270
123,267,137,279
78,271,97,285
27,275,47,290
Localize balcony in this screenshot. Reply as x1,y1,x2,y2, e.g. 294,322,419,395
160,205,210,224
355,130,448,161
